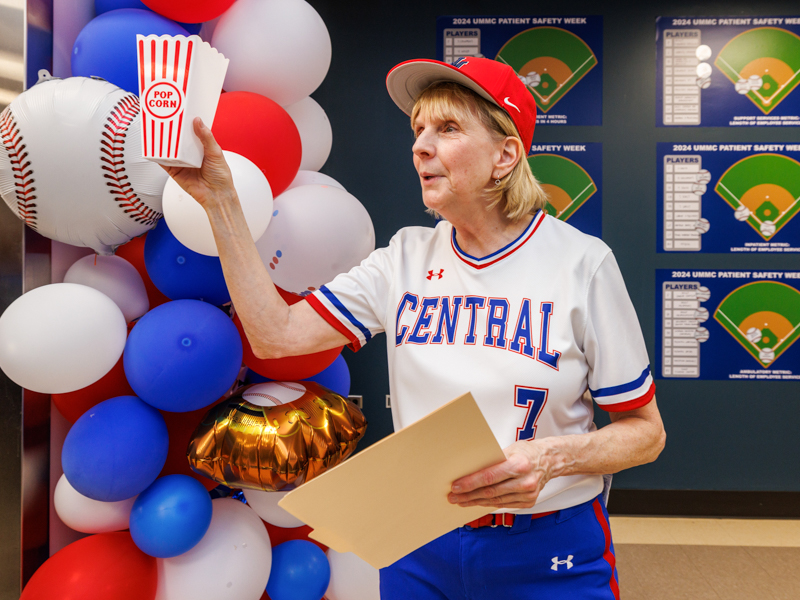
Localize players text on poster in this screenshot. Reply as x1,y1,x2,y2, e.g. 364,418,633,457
656,16,800,127
437,16,602,128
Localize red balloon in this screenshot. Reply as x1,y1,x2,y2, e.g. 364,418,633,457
52,355,135,423
115,235,171,309
263,520,327,553
159,400,225,491
140,0,235,23
212,92,302,197
21,532,157,600
233,308,341,381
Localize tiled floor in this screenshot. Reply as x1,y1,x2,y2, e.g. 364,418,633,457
612,518,800,599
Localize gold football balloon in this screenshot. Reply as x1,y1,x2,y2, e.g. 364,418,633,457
188,381,367,491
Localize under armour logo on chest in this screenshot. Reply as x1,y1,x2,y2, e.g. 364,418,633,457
551,555,573,571
427,269,444,280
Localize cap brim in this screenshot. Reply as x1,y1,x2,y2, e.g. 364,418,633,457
386,59,500,116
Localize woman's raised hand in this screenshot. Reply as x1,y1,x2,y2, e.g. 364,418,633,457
161,117,237,211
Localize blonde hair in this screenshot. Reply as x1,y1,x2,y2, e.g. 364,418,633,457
410,82,547,221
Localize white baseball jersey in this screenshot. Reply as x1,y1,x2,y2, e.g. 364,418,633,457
307,211,655,514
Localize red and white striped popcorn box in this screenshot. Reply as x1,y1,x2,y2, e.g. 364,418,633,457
137,34,229,168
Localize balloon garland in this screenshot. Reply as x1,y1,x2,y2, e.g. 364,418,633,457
0,0,381,597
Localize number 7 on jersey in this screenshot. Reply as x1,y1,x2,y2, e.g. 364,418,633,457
515,386,548,441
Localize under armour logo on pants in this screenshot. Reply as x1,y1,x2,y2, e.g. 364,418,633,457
551,555,574,571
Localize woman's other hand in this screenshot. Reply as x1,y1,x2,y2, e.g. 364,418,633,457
447,439,555,509
161,117,236,211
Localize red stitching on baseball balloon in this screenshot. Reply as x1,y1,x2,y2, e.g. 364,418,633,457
0,108,38,229
102,95,161,226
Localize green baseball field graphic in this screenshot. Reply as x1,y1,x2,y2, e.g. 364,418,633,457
714,27,800,114
714,281,800,367
496,27,597,113
714,153,800,240
527,154,596,221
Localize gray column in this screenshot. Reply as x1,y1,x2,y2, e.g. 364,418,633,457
0,0,52,596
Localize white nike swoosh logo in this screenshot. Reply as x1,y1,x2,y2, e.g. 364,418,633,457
504,97,521,112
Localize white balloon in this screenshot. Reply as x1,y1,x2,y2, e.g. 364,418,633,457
212,0,331,106
243,489,304,528
64,255,149,322
163,151,273,256
286,170,345,192
0,76,167,255
284,97,333,172
325,548,380,600
256,185,375,295
156,499,272,600
0,283,127,393
54,473,134,533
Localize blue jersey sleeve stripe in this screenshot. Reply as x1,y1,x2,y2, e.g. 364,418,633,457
320,285,373,343
590,366,651,398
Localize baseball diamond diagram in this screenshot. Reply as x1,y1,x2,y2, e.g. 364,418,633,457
437,16,602,127
656,143,800,253
656,16,800,127
656,270,800,380
527,143,601,238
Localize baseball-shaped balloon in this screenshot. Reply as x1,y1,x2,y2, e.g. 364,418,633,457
54,474,136,534
212,0,331,106
256,185,375,295
64,255,149,322
163,151,273,256
212,91,302,197
284,97,333,172
0,283,127,394
286,170,345,192
0,76,167,254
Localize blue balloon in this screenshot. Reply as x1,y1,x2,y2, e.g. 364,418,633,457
62,396,168,501
72,9,189,94
95,0,148,13
95,1,204,33
180,22,203,35
247,354,351,398
266,540,331,600
144,219,231,306
130,475,212,557
124,299,243,412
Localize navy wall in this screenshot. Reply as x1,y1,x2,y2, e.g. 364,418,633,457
311,0,800,492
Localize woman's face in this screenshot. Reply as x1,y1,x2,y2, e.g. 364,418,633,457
411,106,503,218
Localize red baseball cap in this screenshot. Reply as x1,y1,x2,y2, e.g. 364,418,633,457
386,57,537,153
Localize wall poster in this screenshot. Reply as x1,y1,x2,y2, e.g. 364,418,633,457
528,143,602,238
437,16,603,128
657,142,800,253
656,16,800,126
657,269,800,380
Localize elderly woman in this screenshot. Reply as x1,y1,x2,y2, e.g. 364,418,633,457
166,57,665,599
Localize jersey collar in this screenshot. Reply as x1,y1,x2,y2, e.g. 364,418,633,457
451,210,545,269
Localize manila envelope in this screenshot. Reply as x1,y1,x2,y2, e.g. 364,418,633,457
278,392,506,569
